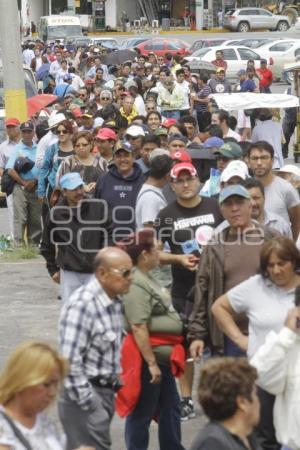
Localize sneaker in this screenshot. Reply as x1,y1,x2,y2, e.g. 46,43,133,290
180,398,196,421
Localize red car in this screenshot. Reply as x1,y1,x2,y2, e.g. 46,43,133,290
136,38,191,57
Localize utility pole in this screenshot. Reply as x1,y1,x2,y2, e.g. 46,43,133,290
0,0,27,121
195,0,204,30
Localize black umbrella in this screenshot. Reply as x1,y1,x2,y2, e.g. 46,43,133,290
184,60,216,73
101,49,137,65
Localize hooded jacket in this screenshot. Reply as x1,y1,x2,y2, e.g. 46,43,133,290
40,197,112,276
95,163,145,235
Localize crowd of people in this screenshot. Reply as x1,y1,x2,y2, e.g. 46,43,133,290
0,39,300,450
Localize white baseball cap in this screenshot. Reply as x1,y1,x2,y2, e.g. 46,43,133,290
220,160,249,183
277,164,300,178
126,125,145,137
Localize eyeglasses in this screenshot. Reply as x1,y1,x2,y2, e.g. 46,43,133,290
75,142,89,148
249,155,271,162
55,129,68,135
109,267,132,278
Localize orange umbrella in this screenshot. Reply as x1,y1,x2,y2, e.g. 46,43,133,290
27,94,58,118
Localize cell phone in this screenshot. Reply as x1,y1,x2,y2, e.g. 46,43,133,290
295,285,300,307
294,285,300,328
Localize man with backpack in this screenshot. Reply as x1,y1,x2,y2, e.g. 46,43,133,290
0,118,21,238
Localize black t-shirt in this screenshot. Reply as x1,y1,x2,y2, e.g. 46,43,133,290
154,197,223,299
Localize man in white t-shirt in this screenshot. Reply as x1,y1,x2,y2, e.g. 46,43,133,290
135,151,172,230
175,68,191,117
248,140,300,240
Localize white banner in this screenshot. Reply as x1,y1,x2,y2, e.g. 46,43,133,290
210,93,299,111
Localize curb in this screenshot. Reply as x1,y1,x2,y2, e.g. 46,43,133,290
87,28,227,36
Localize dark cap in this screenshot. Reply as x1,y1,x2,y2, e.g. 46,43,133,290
260,59,267,64
20,121,34,132
214,142,242,159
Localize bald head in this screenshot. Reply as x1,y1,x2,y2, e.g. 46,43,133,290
94,247,133,298
94,247,132,271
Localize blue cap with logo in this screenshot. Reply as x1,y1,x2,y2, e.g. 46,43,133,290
114,140,133,153
203,137,224,149
60,173,84,190
219,184,251,205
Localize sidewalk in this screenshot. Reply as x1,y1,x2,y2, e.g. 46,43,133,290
88,27,226,36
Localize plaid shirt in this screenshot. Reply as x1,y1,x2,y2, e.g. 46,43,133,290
59,275,123,410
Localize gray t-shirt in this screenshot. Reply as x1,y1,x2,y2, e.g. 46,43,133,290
208,78,231,93
264,176,300,225
135,183,167,230
227,274,295,358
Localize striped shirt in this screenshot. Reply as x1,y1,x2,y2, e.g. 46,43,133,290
194,84,212,112
59,275,123,410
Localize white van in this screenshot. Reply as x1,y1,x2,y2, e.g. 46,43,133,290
38,15,82,43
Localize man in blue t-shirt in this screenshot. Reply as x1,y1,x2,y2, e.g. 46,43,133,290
236,69,256,92
6,121,42,246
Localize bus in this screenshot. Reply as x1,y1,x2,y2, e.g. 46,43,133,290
38,15,82,43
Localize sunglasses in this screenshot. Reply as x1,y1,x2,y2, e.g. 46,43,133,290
109,267,132,278
54,129,68,135
79,94,86,98
101,97,111,100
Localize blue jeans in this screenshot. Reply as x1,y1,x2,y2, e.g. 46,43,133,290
125,363,185,450
224,335,246,357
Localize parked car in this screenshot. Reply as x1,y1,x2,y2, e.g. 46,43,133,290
228,38,275,48
88,37,118,49
190,39,230,53
0,64,37,103
255,39,300,79
185,45,262,80
119,37,149,49
136,38,191,57
66,36,118,51
223,7,291,32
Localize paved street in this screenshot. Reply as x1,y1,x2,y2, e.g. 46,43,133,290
0,26,297,448
0,207,204,449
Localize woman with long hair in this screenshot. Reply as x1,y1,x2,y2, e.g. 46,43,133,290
38,120,74,208
0,341,68,449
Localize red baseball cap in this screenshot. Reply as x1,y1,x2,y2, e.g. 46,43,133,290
171,149,192,163
5,118,20,127
162,118,177,129
96,127,117,141
72,108,82,118
170,162,197,180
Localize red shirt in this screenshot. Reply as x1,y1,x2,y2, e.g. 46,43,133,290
257,67,273,88
211,59,228,71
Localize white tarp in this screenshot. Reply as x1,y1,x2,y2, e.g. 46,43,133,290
210,93,299,111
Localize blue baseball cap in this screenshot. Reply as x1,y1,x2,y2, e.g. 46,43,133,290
203,137,224,149
114,140,133,154
219,185,251,205
60,173,84,190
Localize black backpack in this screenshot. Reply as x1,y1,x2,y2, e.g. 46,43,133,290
1,169,15,196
